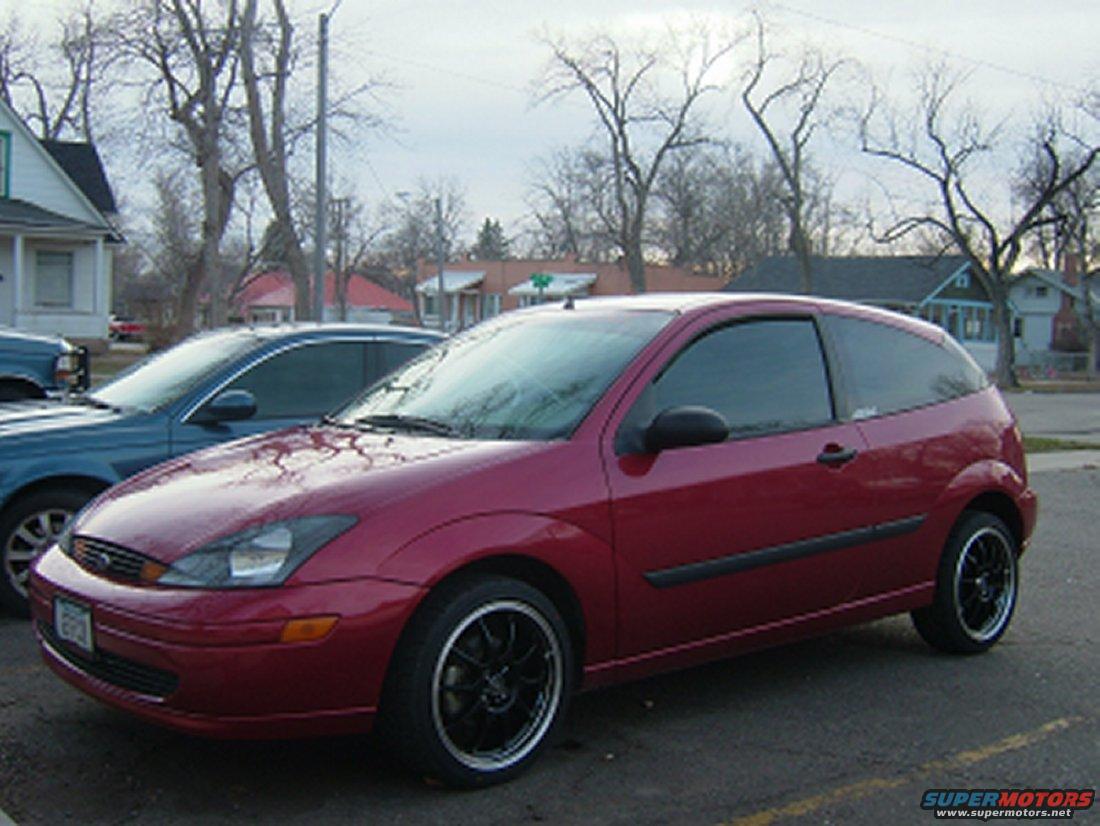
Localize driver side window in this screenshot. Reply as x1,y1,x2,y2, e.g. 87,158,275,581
225,341,367,419
619,318,833,449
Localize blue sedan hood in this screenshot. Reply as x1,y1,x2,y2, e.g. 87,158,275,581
0,399,124,443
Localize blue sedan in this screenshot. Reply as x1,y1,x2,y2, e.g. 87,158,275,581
0,323,441,614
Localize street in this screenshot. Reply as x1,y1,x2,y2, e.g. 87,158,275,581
1005,392,1100,445
1,467,1096,825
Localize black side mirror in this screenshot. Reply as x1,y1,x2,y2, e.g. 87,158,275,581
195,389,257,424
644,405,729,453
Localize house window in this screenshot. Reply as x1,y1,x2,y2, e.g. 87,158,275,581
35,251,75,308
422,294,438,317
249,307,284,324
1035,286,1048,297
0,131,9,197
954,272,970,289
482,293,501,319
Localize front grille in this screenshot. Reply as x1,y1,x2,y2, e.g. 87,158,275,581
69,536,158,583
39,621,180,698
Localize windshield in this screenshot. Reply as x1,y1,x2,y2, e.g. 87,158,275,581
91,332,261,413
335,309,672,440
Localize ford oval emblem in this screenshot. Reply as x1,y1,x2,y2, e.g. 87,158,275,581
90,551,112,572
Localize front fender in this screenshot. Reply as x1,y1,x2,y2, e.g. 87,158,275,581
0,456,120,511
375,512,618,666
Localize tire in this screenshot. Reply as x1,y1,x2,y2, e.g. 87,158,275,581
0,487,92,616
911,511,1019,654
380,574,575,788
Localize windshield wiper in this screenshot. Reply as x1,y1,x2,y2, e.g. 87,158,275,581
354,413,457,437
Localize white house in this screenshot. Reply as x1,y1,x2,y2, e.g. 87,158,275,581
0,98,119,342
1009,266,1099,370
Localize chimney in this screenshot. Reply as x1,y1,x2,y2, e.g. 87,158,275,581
1064,252,1080,287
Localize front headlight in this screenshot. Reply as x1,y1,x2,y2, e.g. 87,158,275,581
156,515,357,588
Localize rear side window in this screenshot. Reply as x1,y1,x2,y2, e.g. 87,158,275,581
824,315,987,419
629,318,833,440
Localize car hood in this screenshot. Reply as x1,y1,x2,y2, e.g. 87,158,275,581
76,424,544,564
0,326,65,351
0,398,124,441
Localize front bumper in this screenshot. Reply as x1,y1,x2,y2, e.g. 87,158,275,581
30,546,425,739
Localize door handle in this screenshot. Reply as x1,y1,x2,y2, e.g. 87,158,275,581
817,444,858,466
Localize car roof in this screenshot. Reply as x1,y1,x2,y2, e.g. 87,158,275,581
518,292,943,340
181,323,443,348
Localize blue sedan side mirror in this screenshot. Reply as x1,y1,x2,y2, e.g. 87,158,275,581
196,389,257,424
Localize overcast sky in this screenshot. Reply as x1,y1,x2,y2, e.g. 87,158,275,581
24,0,1100,240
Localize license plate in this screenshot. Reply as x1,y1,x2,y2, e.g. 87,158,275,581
54,597,93,655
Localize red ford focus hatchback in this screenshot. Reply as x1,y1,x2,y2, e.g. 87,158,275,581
31,294,1036,787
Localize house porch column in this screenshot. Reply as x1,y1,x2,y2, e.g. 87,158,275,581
12,233,23,322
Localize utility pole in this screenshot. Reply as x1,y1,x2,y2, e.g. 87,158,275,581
435,196,446,332
331,197,349,322
312,11,329,322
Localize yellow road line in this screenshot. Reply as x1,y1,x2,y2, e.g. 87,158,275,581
724,716,1083,826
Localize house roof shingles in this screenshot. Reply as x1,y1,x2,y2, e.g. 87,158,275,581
236,271,412,313
39,139,118,215
726,255,970,305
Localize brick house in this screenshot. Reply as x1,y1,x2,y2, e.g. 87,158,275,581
414,255,724,331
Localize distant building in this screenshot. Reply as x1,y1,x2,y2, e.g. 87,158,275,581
232,270,414,325
0,97,121,342
414,255,723,331
726,255,1000,371
1009,255,1099,371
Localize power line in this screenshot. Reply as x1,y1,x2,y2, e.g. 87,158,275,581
759,0,1091,96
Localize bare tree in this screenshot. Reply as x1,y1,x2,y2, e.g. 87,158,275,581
115,0,249,336
860,67,1099,386
653,143,791,277
741,14,845,293
524,146,616,261
536,28,734,291
0,4,112,141
238,0,312,320
378,178,468,271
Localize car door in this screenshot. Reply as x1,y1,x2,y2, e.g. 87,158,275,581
820,312,993,598
603,308,881,659
170,338,425,457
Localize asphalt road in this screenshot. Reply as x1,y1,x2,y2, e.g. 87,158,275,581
1,468,1096,826
1006,392,1100,444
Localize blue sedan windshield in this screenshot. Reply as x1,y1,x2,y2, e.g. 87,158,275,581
92,332,261,412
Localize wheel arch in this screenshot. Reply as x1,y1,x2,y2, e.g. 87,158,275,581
935,458,1034,555
1,474,113,516
960,490,1024,552
425,554,588,680
374,511,619,680
0,375,47,399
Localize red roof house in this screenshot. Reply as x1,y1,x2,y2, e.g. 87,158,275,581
233,271,414,324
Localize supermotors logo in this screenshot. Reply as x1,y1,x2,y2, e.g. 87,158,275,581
921,788,1095,819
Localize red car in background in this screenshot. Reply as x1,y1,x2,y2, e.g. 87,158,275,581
31,294,1036,787
107,315,146,342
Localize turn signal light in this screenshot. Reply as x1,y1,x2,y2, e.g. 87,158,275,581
140,561,168,582
280,615,339,643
